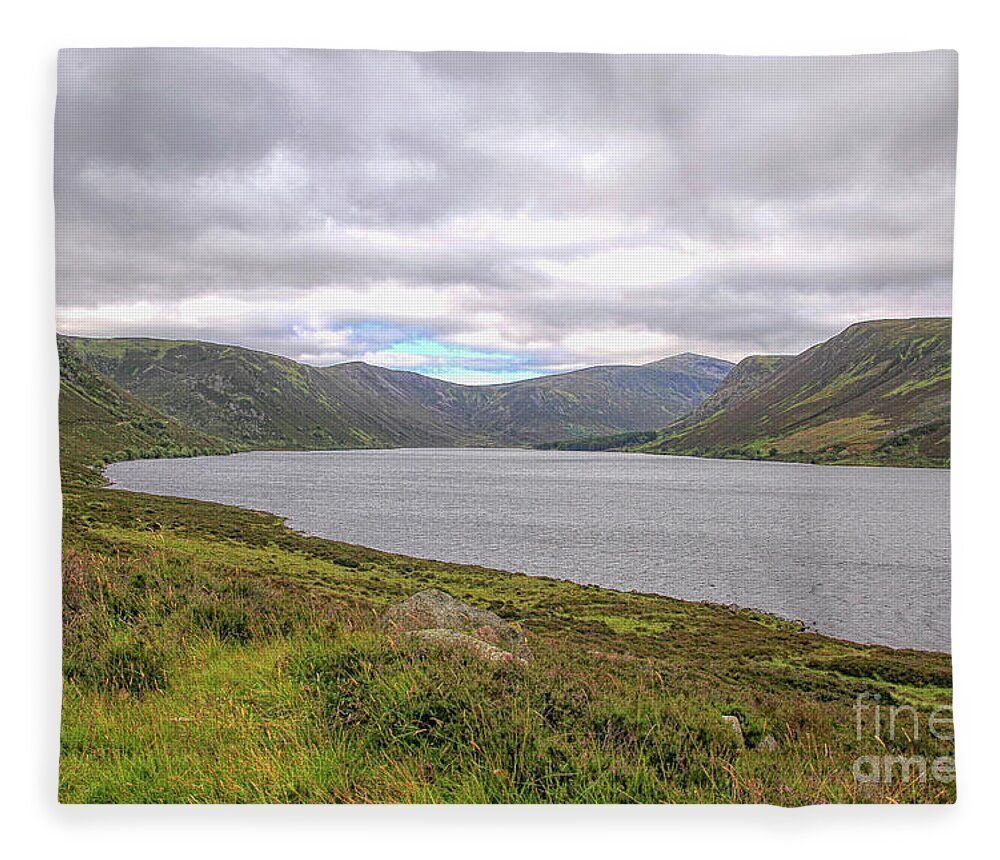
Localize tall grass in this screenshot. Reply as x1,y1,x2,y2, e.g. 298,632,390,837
59,536,954,804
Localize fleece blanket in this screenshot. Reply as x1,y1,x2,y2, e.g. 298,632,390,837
56,49,955,804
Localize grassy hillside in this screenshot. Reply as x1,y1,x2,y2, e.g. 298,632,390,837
672,354,794,430
58,337,953,804
63,336,732,447
58,338,236,485
636,319,951,467
63,337,486,450
536,357,794,452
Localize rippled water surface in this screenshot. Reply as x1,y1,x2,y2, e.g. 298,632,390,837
107,449,950,650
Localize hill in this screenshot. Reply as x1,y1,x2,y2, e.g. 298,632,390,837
448,352,733,444
671,354,795,430
62,337,483,450
57,338,235,484
635,318,950,466
61,337,732,448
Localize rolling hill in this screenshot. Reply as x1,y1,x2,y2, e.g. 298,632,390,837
57,338,235,484
61,337,733,449
635,318,951,466
671,354,795,430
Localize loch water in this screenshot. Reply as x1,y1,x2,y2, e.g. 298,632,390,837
107,448,951,651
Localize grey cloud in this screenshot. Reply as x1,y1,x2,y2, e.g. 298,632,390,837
55,49,956,375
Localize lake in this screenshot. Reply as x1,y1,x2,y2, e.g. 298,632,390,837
106,448,951,651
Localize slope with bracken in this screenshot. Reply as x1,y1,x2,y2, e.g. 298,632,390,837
664,354,794,433
635,318,950,466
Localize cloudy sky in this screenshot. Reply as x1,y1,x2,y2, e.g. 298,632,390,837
55,49,956,384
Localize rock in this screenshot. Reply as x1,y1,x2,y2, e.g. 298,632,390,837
402,628,525,665
721,715,744,745
756,733,778,753
380,589,532,664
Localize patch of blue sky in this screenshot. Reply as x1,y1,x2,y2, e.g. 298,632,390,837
349,320,400,335
357,329,553,383
385,337,519,363
345,320,406,347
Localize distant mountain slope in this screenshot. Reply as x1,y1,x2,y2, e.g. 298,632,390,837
451,353,733,444
62,337,732,448
636,318,950,466
674,354,794,429
58,338,234,484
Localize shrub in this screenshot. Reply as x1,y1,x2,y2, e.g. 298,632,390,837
64,631,167,695
189,599,255,643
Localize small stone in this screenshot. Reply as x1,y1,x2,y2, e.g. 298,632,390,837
721,715,744,745
757,733,778,753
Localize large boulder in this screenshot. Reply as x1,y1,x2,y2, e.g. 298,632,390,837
403,628,526,665
379,588,532,664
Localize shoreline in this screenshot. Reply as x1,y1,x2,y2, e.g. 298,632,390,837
97,437,953,470
102,452,951,657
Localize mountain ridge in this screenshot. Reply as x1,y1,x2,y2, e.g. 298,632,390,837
59,317,951,468
60,335,732,449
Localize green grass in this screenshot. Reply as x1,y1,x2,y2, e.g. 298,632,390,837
59,483,955,804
